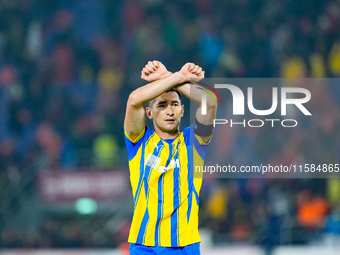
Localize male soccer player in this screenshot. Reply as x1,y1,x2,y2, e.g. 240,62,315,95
124,61,217,254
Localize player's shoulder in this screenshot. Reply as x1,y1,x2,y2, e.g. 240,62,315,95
140,126,155,142
180,125,192,144
144,126,155,141
124,126,154,144
182,126,191,135
125,126,155,160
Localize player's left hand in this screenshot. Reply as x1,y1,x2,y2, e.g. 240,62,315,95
179,63,205,82
141,61,171,82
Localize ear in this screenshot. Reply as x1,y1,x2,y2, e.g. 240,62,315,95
146,107,153,119
181,105,184,117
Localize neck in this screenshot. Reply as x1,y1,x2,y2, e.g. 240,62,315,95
154,127,179,139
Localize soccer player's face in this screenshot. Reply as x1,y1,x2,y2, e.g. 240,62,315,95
149,92,184,134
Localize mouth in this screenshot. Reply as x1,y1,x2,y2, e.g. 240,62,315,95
165,119,175,124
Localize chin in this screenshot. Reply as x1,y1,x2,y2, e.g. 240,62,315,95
164,128,177,133
161,125,179,134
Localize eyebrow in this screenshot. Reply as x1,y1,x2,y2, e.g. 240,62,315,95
156,100,180,105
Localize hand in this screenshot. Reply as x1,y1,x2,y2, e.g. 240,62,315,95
141,61,171,82
178,63,205,82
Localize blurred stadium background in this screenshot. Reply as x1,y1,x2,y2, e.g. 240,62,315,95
0,0,340,254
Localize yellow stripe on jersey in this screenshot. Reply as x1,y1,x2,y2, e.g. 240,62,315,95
124,125,210,247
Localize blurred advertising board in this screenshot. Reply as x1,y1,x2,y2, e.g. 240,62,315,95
37,169,129,203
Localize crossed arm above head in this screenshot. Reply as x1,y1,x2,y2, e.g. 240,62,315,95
142,61,217,122
124,61,198,141
140,61,217,143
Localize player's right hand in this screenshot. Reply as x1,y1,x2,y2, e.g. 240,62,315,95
141,61,171,82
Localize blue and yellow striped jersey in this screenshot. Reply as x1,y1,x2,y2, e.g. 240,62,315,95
125,125,209,247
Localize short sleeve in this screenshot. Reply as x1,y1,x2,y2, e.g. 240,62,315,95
183,125,209,160
124,127,146,161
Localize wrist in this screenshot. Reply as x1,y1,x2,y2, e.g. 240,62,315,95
163,71,172,78
174,71,189,84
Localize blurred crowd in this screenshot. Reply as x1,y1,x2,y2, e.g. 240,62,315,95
0,0,340,249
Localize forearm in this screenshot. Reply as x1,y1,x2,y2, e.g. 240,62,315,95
129,72,186,107
176,82,216,107
176,82,217,125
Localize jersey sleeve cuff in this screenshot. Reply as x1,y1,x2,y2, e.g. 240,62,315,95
195,134,212,146
125,128,146,144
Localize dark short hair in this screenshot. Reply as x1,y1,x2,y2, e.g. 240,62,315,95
148,88,182,107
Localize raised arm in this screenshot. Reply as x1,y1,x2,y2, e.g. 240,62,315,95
176,82,217,125
124,62,189,141
140,61,217,143
175,63,217,143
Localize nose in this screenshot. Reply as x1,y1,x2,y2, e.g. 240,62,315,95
166,105,174,116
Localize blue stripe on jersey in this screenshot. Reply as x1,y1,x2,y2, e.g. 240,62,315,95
193,188,199,206
183,126,193,223
133,141,146,206
187,184,193,223
171,148,180,247
175,147,181,246
136,209,149,244
187,142,194,223
175,141,182,245
155,173,164,246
